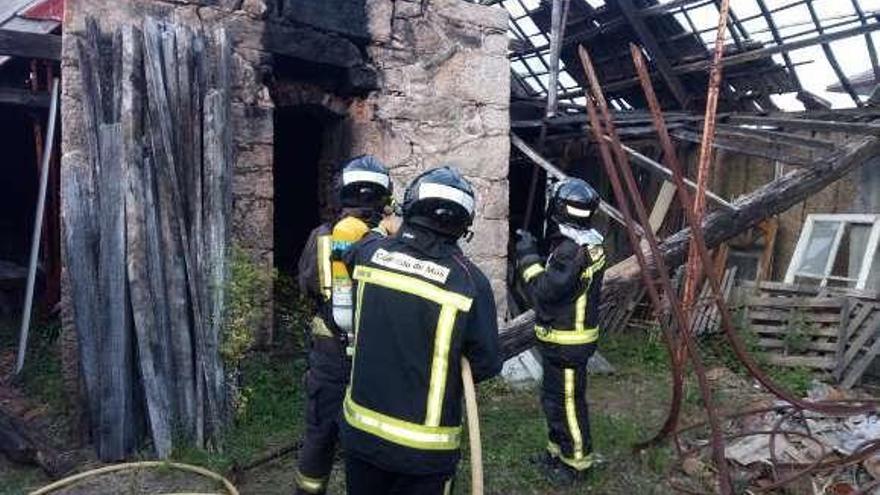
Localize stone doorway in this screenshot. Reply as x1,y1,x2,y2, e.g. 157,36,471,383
272,104,344,279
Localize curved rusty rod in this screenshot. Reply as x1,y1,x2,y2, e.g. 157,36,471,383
578,46,733,495
573,52,685,454
628,43,875,417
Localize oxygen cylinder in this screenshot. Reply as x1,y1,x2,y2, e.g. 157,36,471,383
330,216,370,340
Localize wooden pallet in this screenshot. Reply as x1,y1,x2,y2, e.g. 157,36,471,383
745,295,849,372
835,300,880,388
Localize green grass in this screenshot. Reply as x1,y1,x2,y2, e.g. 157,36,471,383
172,353,307,473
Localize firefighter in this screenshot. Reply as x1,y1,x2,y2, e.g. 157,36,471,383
294,155,395,495
339,165,502,495
515,177,606,483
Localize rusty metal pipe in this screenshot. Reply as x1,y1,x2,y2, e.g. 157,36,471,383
578,46,733,495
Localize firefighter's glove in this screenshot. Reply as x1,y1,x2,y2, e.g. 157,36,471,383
515,229,539,259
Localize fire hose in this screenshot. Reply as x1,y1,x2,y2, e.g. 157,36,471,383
27,461,239,495
462,357,484,495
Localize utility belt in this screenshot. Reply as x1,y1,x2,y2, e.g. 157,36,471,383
534,325,599,345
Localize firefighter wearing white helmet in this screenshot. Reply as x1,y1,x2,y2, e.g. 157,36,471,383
516,177,606,483
294,155,394,495
339,165,502,494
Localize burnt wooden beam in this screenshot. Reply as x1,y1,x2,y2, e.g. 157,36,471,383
715,123,837,150
618,0,690,109
0,29,61,60
671,128,815,165
500,136,880,359
0,87,50,107
725,115,880,135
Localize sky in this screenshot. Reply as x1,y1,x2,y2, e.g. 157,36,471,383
505,0,880,111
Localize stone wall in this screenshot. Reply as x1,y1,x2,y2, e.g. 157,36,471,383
62,0,511,330
351,0,511,315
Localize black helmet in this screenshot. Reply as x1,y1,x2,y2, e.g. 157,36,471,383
340,155,393,210
548,178,600,229
403,165,476,238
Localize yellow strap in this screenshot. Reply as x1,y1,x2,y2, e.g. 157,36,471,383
353,266,472,312
581,256,606,280
344,393,461,450
535,326,598,345
522,263,545,282
425,305,459,426
317,235,332,300
564,369,584,462
293,468,326,493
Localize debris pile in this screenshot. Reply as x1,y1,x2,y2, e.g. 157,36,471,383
676,382,880,494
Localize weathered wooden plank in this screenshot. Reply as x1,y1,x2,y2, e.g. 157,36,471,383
750,324,840,338
60,153,101,439
96,123,135,461
745,296,846,308
121,25,174,459
841,321,880,388
144,17,203,444
203,88,230,428
765,354,836,370
748,309,844,323
838,311,880,381
0,87,50,107
0,29,61,60
757,338,838,353
0,406,69,477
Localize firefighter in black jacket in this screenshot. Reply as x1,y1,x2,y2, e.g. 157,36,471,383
294,156,394,495
340,166,502,495
516,177,606,481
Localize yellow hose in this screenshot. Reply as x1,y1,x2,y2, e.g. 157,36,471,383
461,357,484,495
28,461,239,495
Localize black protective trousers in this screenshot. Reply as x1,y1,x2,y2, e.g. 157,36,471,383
294,342,349,495
344,455,453,495
540,344,596,471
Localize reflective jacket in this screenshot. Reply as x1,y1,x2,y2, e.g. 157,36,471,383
518,235,606,366
340,224,502,475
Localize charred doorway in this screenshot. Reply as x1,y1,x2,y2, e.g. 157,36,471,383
273,105,342,278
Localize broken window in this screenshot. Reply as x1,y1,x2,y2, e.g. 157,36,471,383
785,214,880,290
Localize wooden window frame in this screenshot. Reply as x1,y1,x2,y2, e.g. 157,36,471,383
785,214,880,290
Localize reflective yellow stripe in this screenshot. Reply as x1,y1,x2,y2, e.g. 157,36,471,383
443,479,452,495
310,316,333,338
535,326,598,345
317,235,332,300
575,292,587,331
522,263,545,282
293,468,326,494
425,305,458,426
564,369,584,463
547,441,594,471
353,266,472,312
344,393,461,450
581,256,606,280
